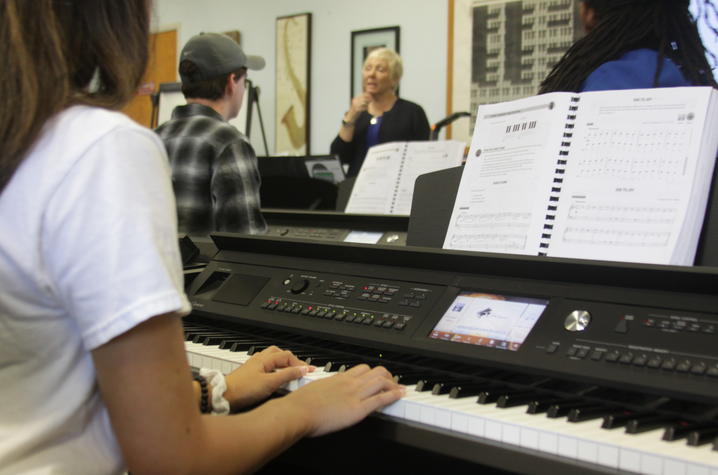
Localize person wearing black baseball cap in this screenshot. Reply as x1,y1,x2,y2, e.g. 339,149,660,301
157,32,268,236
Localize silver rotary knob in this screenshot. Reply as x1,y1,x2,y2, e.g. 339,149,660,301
564,310,591,332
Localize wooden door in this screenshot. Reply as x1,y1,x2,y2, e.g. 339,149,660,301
122,29,177,127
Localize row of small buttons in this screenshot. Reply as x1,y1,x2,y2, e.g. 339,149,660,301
604,351,717,376
643,318,715,334
323,282,356,300
323,289,353,299
359,285,400,304
260,298,409,331
399,291,428,308
328,281,356,291
556,344,718,377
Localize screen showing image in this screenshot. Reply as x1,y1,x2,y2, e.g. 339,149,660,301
429,292,548,351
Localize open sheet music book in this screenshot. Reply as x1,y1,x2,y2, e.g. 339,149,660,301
345,140,465,215
443,87,718,265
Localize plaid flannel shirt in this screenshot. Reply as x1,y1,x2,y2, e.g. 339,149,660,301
156,103,267,235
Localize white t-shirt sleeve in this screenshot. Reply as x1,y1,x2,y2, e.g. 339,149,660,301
43,124,191,351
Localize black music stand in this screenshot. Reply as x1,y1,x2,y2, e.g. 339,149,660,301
406,166,463,248
258,155,344,210
335,177,356,212
406,164,718,267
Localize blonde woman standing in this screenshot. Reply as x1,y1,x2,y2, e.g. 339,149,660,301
331,48,430,177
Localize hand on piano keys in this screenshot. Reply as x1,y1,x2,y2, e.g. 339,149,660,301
185,322,718,474
223,345,317,410
283,363,406,437
198,338,405,437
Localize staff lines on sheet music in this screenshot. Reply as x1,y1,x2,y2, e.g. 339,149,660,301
576,127,691,179
567,203,678,224
456,211,532,228
561,227,671,247
449,233,528,250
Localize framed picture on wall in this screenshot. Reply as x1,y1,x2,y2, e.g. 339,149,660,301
350,26,400,100
275,12,311,155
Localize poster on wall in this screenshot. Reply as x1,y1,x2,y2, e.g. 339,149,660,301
448,0,583,143
275,12,311,155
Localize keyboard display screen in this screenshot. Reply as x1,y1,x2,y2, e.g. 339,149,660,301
343,231,383,244
429,292,548,351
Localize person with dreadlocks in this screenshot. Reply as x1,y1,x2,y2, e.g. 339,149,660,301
540,0,718,93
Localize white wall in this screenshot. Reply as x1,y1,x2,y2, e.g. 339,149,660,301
153,0,448,156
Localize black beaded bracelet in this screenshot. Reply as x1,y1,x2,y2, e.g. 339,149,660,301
194,375,210,414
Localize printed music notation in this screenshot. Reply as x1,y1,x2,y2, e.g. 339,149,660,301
566,204,677,224
448,233,527,251
455,211,532,228
445,87,718,264
561,227,671,247
576,128,691,180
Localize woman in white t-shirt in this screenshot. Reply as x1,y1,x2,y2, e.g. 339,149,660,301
0,1,403,474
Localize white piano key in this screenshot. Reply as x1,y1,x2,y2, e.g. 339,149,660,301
597,444,619,469
186,344,718,473
538,430,559,455
577,439,598,464
520,427,539,450
640,453,663,475
558,434,578,459
618,449,641,472
502,423,521,445
485,420,503,442
687,464,711,475
468,415,485,437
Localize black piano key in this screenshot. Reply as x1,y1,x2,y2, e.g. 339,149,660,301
393,372,428,386
527,397,574,414
663,421,715,441
287,351,324,361
324,359,362,372
625,415,676,434
477,386,513,404
547,400,594,418
304,356,331,367
230,340,270,352
416,378,467,393
247,345,271,355
687,426,718,446
602,410,646,429
568,405,615,422
219,338,263,350
188,332,230,343
449,382,494,399
199,335,236,346
496,390,539,408
432,380,476,396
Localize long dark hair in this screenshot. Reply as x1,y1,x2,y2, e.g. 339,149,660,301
539,0,717,93
0,0,152,192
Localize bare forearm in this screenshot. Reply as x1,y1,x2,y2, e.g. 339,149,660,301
187,398,309,474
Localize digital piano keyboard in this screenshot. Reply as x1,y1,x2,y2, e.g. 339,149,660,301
184,234,718,474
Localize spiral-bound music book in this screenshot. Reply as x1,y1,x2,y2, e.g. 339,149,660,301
443,87,718,265
345,140,465,215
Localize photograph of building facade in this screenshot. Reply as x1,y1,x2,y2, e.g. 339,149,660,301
470,0,582,118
